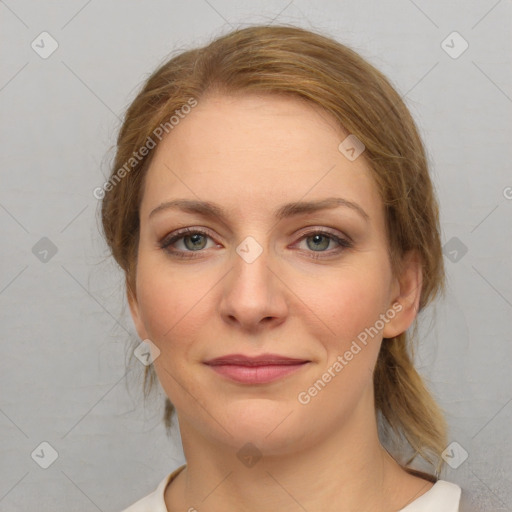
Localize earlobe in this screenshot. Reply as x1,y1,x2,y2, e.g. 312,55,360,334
382,250,423,339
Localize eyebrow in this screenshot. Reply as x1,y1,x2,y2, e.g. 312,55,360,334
148,197,370,223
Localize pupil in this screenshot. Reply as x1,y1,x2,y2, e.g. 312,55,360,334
187,234,205,250
309,234,328,251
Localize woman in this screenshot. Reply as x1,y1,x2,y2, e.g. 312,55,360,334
101,24,464,511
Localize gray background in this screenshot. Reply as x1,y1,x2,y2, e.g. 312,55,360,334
1,1,511,510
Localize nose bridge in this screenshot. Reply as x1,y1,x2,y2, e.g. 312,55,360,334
230,235,273,301
219,234,287,327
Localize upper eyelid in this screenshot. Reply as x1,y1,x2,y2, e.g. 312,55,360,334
162,227,217,243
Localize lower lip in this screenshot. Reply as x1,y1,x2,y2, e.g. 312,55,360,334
206,363,309,384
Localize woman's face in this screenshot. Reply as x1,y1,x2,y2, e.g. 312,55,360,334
129,93,416,455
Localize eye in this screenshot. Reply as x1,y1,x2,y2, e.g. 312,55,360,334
294,229,353,259
159,228,217,258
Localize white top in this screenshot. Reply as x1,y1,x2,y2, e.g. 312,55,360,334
121,465,462,512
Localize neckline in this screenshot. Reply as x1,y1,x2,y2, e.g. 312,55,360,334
397,480,438,510
164,464,186,488
161,466,458,511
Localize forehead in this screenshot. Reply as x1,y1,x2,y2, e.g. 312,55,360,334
140,93,383,225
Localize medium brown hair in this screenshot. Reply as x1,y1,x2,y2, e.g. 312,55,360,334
100,24,447,477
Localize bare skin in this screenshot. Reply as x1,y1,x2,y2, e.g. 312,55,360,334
128,92,434,511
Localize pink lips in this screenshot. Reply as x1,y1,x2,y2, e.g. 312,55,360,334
204,353,310,384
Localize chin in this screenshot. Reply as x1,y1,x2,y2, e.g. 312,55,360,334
210,399,308,453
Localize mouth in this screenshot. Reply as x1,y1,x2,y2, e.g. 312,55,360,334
203,354,311,384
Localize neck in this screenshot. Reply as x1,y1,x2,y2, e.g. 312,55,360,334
165,402,432,512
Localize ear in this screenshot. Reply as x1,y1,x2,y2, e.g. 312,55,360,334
382,249,423,339
127,282,149,341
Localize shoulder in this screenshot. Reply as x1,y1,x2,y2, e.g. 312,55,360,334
399,480,461,511
119,465,186,512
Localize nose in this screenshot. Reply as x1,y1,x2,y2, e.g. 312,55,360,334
218,240,288,332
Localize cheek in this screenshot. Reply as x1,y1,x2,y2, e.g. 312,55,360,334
135,261,210,404
301,271,390,408
135,255,211,341
298,275,388,407
302,264,391,347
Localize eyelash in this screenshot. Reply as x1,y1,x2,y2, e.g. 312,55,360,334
159,227,353,260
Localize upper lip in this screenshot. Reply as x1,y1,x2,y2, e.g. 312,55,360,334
204,353,310,366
